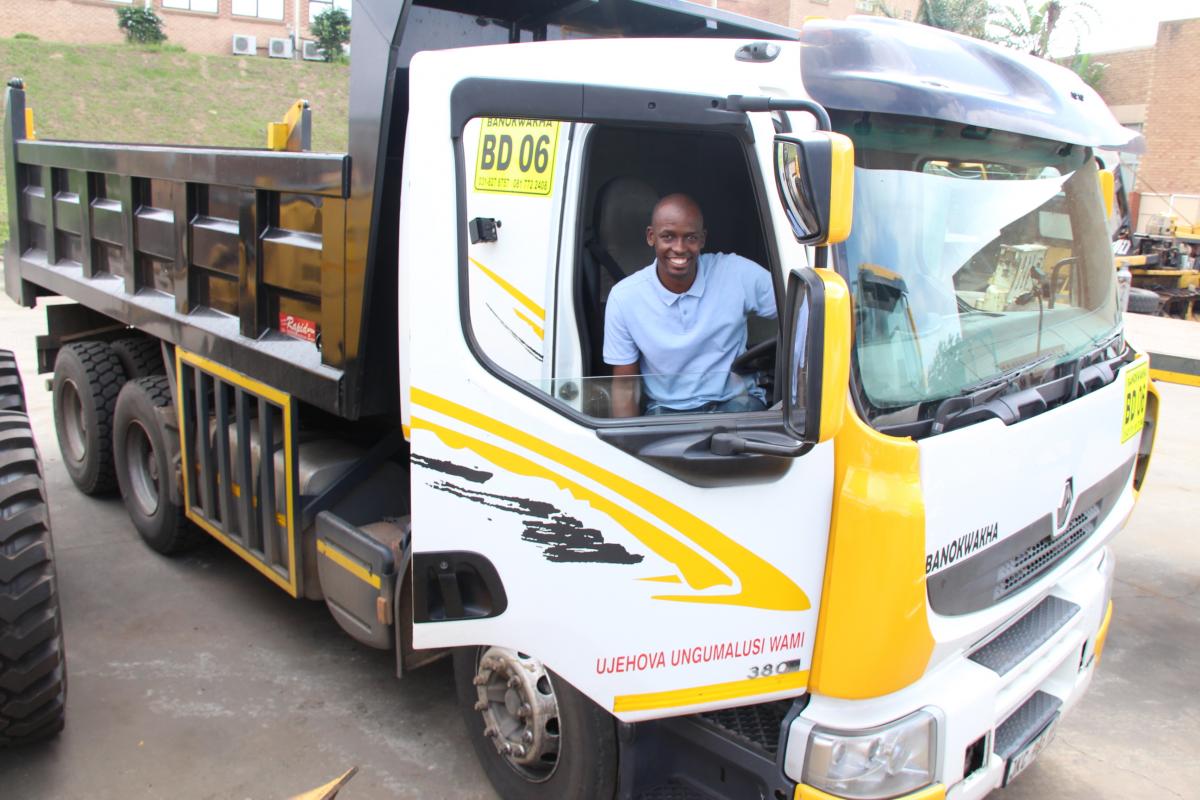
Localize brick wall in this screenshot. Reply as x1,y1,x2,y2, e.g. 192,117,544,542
0,0,320,56
1132,18,1200,197
1095,46,1154,107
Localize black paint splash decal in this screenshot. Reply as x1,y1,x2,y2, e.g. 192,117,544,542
429,481,643,565
486,303,543,362
410,454,493,484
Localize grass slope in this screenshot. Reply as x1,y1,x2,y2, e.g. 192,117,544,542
0,38,350,243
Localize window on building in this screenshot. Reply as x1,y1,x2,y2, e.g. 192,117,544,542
855,0,878,11
163,0,219,11
309,0,351,22
232,0,284,20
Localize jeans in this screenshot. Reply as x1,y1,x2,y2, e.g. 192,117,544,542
646,395,768,415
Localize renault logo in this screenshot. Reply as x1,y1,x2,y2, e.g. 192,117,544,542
1054,478,1075,536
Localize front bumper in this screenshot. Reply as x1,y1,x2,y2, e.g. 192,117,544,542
783,544,1116,800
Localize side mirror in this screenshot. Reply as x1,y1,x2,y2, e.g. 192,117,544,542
783,268,851,444
1097,168,1115,220
774,132,854,246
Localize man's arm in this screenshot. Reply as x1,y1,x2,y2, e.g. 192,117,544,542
611,363,641,418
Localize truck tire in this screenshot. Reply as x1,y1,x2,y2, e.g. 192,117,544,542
0,411,67,747
453,646,618,800
1126,287,1161,315
111,337,165,380
52,341,124,496
0,351,26,414
113,376,198,555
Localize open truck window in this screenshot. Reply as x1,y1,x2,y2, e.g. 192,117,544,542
460,116,779,421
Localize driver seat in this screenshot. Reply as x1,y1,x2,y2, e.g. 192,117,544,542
581,177,658,376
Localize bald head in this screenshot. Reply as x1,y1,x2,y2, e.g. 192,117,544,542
650,193,704,230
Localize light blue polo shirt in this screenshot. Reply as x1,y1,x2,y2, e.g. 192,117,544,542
603,252,777,412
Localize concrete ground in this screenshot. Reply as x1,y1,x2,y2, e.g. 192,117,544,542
0,293,1195,800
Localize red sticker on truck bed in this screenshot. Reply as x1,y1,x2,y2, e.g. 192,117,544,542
279,313,317,343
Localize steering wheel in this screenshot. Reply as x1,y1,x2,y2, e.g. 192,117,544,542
732,336,778,372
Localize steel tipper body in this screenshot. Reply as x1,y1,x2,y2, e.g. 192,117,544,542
0,4,1158,800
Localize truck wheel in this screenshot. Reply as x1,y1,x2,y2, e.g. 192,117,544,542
0,411,67,746
453,646,618,800
113,377,197,555
0,351,26,413
111,337,165,380
52,342,124,495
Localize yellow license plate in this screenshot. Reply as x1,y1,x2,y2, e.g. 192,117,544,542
1121,361,1150,443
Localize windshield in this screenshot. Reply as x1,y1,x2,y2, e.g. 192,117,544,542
834,112,1119,421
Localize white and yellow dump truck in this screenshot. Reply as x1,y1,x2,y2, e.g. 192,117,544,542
1,1,1158,797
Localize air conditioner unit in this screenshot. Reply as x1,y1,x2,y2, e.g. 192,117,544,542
268,37,293,59
231,34,256,56
300,40,324,61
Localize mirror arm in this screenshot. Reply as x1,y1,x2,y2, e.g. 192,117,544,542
710,431,813,458
726,95,831,131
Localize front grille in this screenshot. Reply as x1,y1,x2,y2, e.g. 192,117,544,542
994,503,1100,603
699,700,792,756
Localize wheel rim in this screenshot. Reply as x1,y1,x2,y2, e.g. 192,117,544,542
59,379,88,464
123,420,160,517
471,647,561,782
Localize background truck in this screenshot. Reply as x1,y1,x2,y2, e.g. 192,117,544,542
1,1,1159,798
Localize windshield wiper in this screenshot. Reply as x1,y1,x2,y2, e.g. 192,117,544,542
1065,330,1125,401
929,354,1057,435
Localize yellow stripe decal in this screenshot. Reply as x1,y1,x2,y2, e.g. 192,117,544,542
1149,368,1200,387
317,539,382,590
613,669,809,714
411,389,810,611
513,307,545,340
411,416,729,591
469,257,546,321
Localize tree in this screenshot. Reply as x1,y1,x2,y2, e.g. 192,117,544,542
115,7,167,46
989,0,1097,59
915,0,995,40
310,8,351,63
1066,50,1107,91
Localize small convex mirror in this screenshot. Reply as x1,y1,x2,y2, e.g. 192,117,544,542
774,132,855,246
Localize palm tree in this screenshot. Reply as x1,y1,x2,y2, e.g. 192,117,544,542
990,0,1097,58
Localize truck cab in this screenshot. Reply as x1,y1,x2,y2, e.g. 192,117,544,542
1,3,1157,799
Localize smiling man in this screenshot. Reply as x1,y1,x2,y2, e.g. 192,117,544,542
603,193,777,417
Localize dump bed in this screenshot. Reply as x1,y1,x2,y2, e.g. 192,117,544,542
2,0,793,419
3,84,364,415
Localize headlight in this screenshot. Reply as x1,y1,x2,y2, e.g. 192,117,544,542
802,709,936,799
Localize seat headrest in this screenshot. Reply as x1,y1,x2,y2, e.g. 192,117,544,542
594,178,658,275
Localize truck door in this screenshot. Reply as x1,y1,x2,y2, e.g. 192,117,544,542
400,53,835,721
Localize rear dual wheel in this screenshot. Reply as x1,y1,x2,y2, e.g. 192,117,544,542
113,377,196,555
51,342,124,496
453,646,618,800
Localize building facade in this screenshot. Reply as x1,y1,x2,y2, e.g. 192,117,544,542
1,0,917,56
0,0,349,57
1093,17,1200,229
